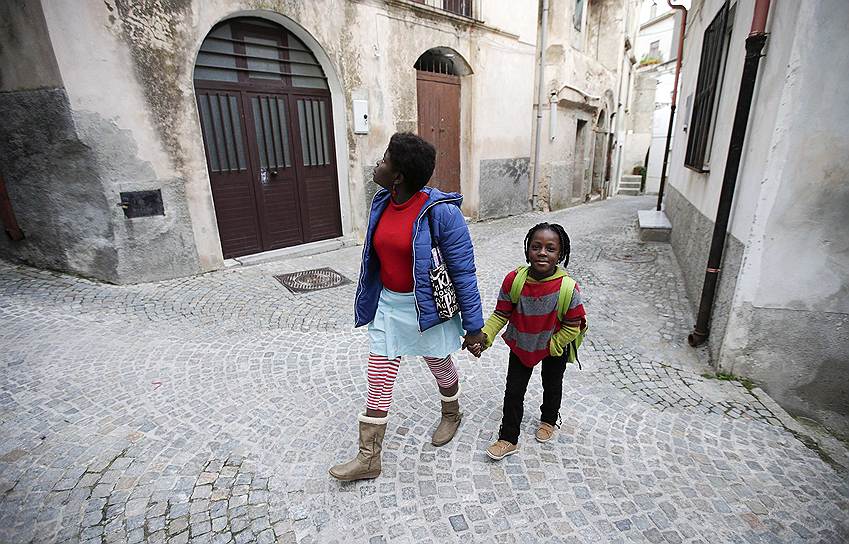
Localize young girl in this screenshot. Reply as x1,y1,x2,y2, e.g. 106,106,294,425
468,222,586,460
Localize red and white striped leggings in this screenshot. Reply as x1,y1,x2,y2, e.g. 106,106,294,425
366,353,458,412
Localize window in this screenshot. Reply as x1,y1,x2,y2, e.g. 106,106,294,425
193,19,328,90
410,0,472,18
650,1,657,19
649,40,661,58
684,2,732,172
574,0,584,31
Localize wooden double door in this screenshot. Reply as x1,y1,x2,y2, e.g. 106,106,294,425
195,87,341,259
196,88,342,258
416,70,461,193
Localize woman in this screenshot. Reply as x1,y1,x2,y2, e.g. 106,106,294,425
330,132,486,481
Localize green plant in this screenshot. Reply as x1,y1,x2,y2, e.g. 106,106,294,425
701,371,757,391
639,55,662,67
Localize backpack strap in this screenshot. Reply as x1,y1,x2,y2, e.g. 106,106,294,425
556,275,582,369
556,275,576,321
509,266,530,304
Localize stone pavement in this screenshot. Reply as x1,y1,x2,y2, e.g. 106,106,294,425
1,196,847,544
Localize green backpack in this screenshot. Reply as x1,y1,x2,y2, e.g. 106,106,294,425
509,266,586,367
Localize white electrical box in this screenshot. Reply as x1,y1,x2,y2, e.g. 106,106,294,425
353,99,369,134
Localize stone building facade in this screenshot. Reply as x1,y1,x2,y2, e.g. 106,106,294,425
664,0,849,437
533,0,640,209
0,0,637,284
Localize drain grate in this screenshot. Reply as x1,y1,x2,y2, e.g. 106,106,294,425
274,267,352,293
602,250,657,263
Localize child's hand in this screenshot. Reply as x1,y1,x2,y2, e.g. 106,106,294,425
463,333,487,358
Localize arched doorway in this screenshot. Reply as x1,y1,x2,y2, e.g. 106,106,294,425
193,17,341,259
414,48,471,193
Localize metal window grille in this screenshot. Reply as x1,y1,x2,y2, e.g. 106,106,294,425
411,0,473,19
193,20,328,89
414,51,458,75
684,2,729,172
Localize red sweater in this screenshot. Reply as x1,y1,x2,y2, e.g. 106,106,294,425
373,191,428,293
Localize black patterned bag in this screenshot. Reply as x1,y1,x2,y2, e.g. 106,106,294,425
427,210,459,320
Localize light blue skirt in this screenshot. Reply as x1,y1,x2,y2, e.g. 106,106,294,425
368,288,464,358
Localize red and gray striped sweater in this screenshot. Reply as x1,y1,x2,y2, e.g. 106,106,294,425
482,268,586,367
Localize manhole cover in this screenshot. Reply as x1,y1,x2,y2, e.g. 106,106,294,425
274,267,352,293
603,251,656,263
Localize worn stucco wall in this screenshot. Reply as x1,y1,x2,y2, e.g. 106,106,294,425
0,89,120,280
666,0,849,437
478,158,531,220
466,3,536,218
719,0,849,438
0,1,186,282
542,103,595,210
0,1,62,92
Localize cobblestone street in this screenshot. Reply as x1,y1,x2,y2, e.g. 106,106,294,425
1,196,847,544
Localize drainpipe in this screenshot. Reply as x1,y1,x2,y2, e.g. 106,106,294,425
655,1,688,211
689,0,771,347
531,0,550,210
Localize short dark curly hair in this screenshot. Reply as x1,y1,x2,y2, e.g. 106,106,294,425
387,132,436,191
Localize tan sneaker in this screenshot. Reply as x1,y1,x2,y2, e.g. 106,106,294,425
486,440,518,460
535,422,556,443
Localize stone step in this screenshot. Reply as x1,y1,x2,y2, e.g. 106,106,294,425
638,209,672,242
618,188,641,196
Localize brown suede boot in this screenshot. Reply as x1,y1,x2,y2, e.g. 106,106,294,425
431,388,462,447
329,414,387,481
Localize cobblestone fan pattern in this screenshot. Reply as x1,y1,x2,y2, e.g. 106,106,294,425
1,197,847,543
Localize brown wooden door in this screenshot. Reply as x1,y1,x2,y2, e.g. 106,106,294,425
194,19,342,259
416,70,461,193
244,92,303,249
290,94,342,242
195,90,264,258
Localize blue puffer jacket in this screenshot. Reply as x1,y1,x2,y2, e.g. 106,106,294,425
354,186,484,334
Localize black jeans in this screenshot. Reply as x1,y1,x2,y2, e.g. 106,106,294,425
498,351,568,444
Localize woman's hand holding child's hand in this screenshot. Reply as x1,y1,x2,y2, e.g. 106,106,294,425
463,332,488,358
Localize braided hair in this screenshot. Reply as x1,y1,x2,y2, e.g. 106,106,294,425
524,222,571,267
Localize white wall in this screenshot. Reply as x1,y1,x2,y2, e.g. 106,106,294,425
480,0,538,45
645,64,674,193
726,0,849,317
667,0,787,243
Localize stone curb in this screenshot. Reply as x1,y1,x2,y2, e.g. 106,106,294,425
751,387,849,473
226,236,360,267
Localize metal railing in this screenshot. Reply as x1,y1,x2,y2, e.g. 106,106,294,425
411,0,474,19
